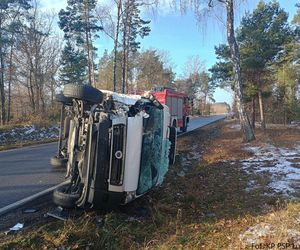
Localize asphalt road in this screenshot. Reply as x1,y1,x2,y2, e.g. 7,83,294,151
0,115,226,209
184,115,226,133
0,143,65,209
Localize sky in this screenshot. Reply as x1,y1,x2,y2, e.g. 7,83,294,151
40,0,299,105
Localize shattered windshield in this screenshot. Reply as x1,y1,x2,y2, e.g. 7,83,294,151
137,105,170,195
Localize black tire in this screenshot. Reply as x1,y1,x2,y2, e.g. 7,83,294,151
53,184,81,208
180,124,187,132
63,84,103,104
169,126,177,165
55,93,73,106
50,156,67,168
180,117,188,132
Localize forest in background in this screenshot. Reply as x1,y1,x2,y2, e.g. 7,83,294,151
0,0,300,129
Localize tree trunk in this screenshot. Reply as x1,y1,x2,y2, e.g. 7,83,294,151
125,23,131,94
39,76,45,112
258,89,266,130
35,83,40,113
0,48,6,125
7,39,14,123
122,19,127,94
226,0,255,142
203,94,207,115
122,33,126,94
125,42,129,94
0,59,5,125
0,17,6,125
29,71,36,112
122,0,130,94
84,0,92,86
88,30,95,87
86,32,92,86
113,0,122,92
50,77,55,108
251,96,256,129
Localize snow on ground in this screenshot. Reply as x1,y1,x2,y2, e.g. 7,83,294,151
239,223,276,245
239,222,300,245
0,125,59,146
242,143,300,198
227,124,241,130
177,145,202,177
228,122,300,130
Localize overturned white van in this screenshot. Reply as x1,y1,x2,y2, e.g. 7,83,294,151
51,84,176,209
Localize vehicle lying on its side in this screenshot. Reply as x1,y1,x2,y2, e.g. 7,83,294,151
51,84,176,209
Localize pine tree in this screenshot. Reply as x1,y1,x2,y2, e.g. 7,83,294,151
121,0,151,93
59,40,88,85
237,1,293,130
58,0,102,86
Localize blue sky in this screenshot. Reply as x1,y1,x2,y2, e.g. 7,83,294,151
41,0,299,105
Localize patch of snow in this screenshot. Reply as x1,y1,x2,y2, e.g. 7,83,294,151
177,171,186,177
291,121,300,125
227,124,241,130
101,89,142,105
177,144,202,177
125,216,141,223
286,229,300,243
0,125,59,146
181,156,192,167
242,143,300,198
245,180,258,193
189,145,201,160
240,223,300,246
24,125,35,135
293,213,300,225
239,223,275,245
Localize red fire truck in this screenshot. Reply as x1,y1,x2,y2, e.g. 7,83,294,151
151,87,190,132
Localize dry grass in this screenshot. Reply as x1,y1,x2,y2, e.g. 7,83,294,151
1,120,300,249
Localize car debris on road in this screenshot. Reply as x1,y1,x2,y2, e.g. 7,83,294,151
4,223,24,235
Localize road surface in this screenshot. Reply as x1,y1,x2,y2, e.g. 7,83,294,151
183,115,226,134
0,143,65,209
0,115,226,209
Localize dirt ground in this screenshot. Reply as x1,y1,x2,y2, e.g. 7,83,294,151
1,119,300,249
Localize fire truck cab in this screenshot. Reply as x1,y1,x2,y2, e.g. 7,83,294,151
151,87,190,132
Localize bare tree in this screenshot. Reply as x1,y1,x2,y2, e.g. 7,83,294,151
225,0,254,141
0,0,31,124
135,49,175,90
97,0,151,93
114,0,122,92
96,0,122,91
13,7,61,116
178,0,255,141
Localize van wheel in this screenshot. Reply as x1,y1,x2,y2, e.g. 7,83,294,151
55,93,73,106
181,126,187,132
63,84,103,104
169,126,177,165
180,117,188,132
53,184,81,208
180,124,187,132
50,156,67,168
